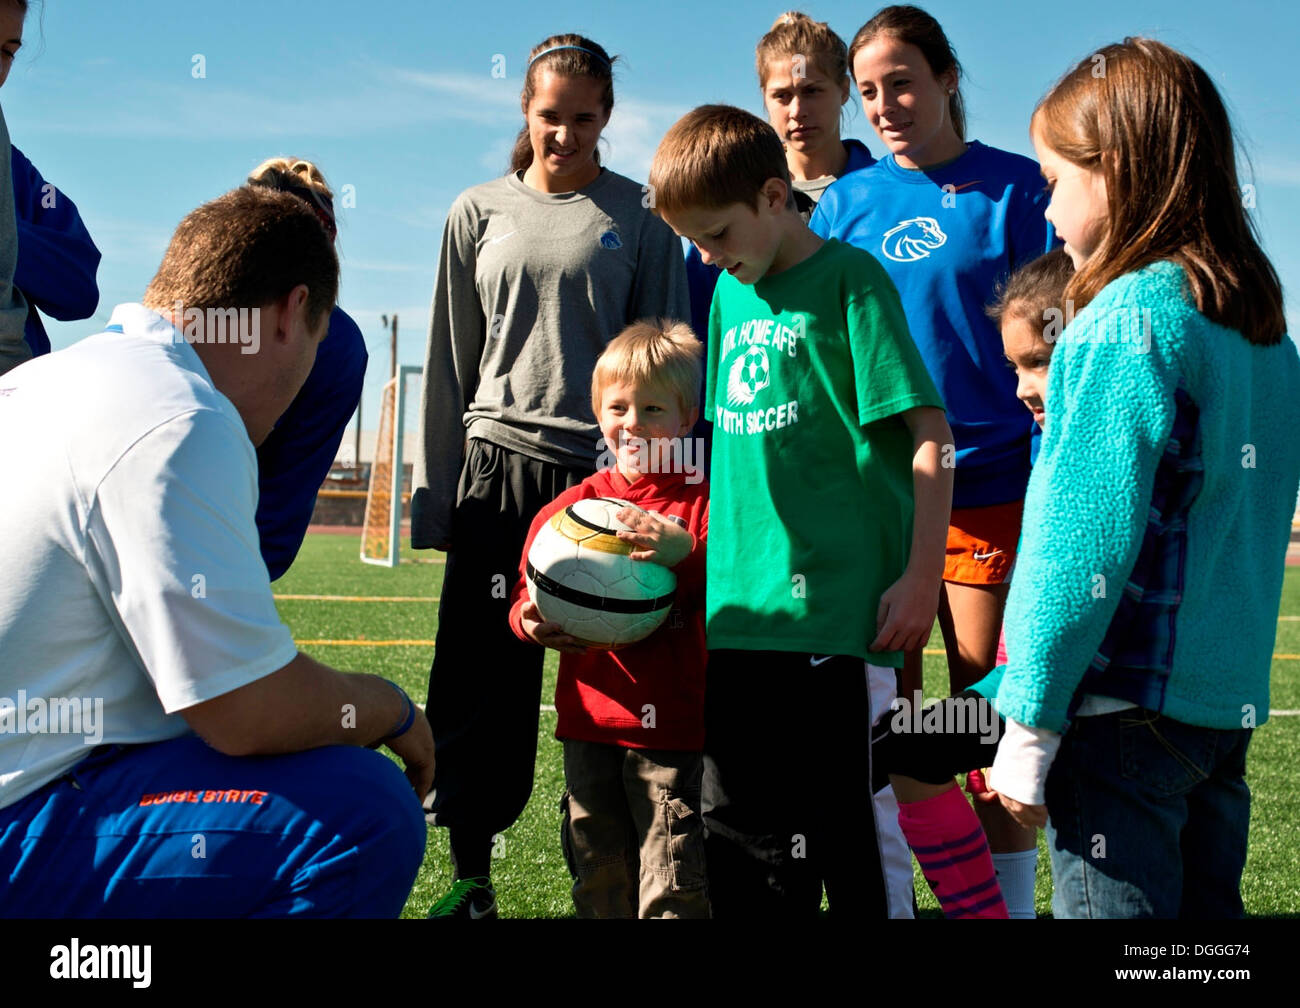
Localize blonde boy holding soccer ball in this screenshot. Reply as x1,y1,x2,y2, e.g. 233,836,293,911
509,321,710,919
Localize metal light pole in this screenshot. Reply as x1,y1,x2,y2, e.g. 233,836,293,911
382,313,398,380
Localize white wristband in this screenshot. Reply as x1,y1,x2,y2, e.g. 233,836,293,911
988,717,1062,806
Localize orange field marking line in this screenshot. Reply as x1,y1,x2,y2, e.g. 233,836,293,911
402,700,1300,717
293,639,1300,664
281,594,1300,625
287,642,931,651
276,594,437,602
296,639,440,646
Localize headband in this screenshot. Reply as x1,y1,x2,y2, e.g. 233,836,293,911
528,44,610,68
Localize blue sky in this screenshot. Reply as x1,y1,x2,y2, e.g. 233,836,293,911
10,0,1299,442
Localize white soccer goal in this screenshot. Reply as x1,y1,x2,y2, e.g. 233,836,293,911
361,365,424,567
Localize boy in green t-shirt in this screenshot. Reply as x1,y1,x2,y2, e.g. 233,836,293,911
649,105,956,916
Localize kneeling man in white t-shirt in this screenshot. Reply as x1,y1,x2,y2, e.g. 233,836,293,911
0,186,434,917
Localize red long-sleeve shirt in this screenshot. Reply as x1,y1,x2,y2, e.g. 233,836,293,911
508,467,708,750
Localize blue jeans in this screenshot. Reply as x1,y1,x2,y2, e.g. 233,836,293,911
1045,708,1252,919
0,735,426,917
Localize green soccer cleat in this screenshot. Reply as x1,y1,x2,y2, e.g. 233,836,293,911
426,877,499,920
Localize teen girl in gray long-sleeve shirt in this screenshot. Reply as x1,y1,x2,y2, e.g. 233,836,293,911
412,33,689,920
413,166,689,550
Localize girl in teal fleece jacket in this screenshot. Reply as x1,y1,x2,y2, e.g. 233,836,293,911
987,38,1300,919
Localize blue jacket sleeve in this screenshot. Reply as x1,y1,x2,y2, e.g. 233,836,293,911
255,306,369,580
12,146,101,322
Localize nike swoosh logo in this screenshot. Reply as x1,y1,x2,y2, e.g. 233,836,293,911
948,180,983,192
488,231,517,245
972,549,1003,561
809,655,834,667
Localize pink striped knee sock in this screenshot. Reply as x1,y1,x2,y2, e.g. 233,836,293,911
897,784,1009,919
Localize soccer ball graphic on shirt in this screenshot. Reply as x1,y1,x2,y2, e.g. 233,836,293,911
526,497,677,649
726,345,771,407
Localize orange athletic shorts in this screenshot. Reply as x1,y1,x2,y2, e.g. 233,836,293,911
943,499,1024,585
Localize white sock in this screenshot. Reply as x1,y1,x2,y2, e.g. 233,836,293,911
992,848,1038,919
872,784,916,919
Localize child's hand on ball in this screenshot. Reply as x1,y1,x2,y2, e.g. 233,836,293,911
520,600,588,654
615,507,692,567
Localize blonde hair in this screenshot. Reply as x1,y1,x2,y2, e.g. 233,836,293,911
248,158,332,198
591,319,703,417
756,11,850,90
649,104,792,216
247,157,337,242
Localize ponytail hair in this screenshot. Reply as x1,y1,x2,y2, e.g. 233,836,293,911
509,33,617,174
755,11,849,91
848,5,965,140
1035,38,1285,345
247,157,338,243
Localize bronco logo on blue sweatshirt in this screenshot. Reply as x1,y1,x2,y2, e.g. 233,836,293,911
881,216,948,262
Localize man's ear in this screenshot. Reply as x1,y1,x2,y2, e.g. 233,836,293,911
273,284,312,343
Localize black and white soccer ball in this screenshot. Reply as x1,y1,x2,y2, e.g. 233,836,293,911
526,497,677,649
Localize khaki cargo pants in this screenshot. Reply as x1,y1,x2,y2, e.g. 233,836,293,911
560,740,710,919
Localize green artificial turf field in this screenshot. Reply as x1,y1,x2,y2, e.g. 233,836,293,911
274,532,1300,919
